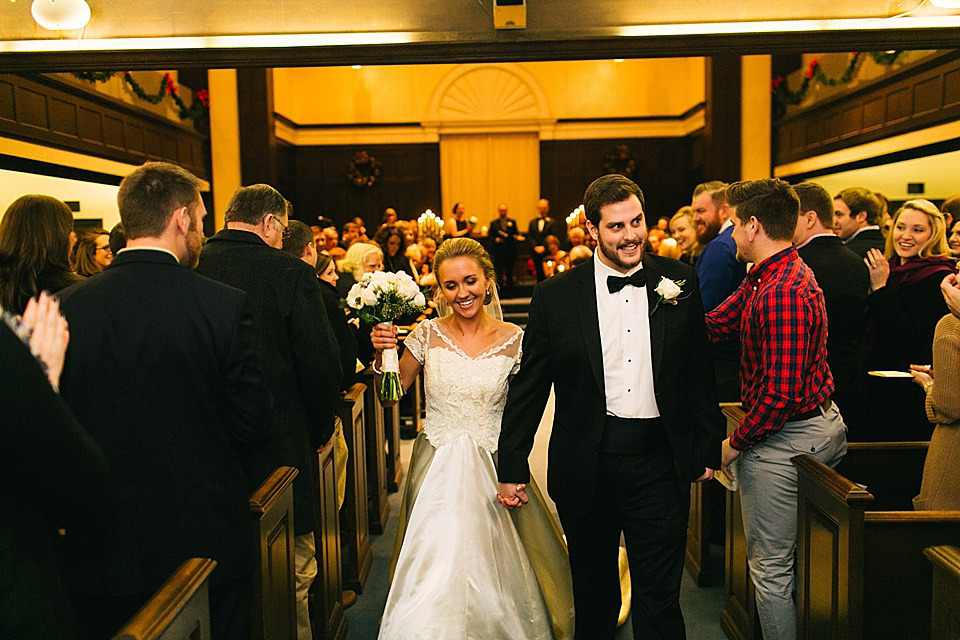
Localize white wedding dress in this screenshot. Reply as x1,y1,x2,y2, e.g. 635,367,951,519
378,318,574,640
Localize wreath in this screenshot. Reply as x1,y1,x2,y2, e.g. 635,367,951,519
602,144,636,179
347,150,382,188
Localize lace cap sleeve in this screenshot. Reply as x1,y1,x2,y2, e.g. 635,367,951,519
509,327,524,376
404,320,429,364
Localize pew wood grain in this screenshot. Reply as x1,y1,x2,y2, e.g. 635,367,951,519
926,545,960,640
362,369,390,534
311,429,347,640
338,383,372,594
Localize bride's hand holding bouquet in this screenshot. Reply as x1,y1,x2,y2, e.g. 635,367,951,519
345,270,426,405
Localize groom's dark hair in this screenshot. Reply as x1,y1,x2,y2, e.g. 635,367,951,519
583,174,646,226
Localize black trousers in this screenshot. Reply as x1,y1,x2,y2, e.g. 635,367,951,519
558,425,689,640
492,245,516,292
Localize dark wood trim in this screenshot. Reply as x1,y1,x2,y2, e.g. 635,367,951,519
0,153,124,185
703,55,741,183
774,50,960,166
237,68,277,187
3,29,960,72
557,103,706,124
779,137,960,182
275,113,422,130
0,73,209,178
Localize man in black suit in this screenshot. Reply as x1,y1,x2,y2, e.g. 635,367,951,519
527,198,565,281
834,186,885,258
57,162,273,640
488,202,524,295
498,174,724,640
794,182,870,433
195,184,342,640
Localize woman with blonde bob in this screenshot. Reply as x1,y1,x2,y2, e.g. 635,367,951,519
335,241,383,298
669,206,702,266
863,199,957,441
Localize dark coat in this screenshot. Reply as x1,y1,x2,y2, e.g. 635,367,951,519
498,254,724,514
0,322,107,639
320,277,358,391
57,249,273,596
526,216,565,249
797,235,869,429
196,230,342,535
844,228,886,259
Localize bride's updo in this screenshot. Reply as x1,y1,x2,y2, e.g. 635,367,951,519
433,237,496,284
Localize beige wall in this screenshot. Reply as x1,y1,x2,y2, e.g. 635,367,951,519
273,59,705,125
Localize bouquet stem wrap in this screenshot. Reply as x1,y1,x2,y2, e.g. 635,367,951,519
380,322,403,406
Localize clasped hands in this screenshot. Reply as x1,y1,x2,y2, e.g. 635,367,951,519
497,482,528,510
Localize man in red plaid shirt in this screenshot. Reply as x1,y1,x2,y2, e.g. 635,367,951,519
706,179,847,640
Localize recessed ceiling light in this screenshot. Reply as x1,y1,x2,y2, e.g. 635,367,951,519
31,0,91,30
352,65,362,69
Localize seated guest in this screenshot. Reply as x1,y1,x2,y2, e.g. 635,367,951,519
793,182,869,433
911,274,960,510
542,234,568,277
398,219,419,247
670,206,701,266
940,195,960,230
568,244,592,268
656,236,682,260
405,244,424,284
108,223,126,254
419,237,437,275
340,221,360,249
1,293,108,640
72,228,113,277
57,162,274,640
568,226,586,247
336,242,383,298
283,221,359,391
351,216,370,243
0,195,80,314
834,187,885,258
374,225,415,278
864,199,957,440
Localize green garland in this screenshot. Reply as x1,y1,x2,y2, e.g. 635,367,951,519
70,71,209,131
347,150,382,188
772,51,903,119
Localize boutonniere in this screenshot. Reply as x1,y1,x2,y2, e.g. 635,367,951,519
650,277,687,315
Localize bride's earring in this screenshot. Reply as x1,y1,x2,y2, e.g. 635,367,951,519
484,288,492,305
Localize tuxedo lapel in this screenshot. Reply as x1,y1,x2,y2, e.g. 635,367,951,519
643,254,665,381
576,261,606,398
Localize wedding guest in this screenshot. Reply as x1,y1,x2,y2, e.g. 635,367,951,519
72,229,113,277
405,244,424,285
374,225,415,278
108,223,126,254
670,206,702,266
340,222,361,249
445,202,473,239
835,187,884,258
0,195,80,314
948,218,960,260
336,242,383,298
568,226,586,247
351,216,370,243
864,199,957,440
0,293,108,640
418,237,438,287
542,234,568,277
568,244,592,267
657,236,682,260
940,195,960,230
911,274,960,510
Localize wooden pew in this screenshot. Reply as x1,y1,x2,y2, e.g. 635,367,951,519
249,466,298,640
112,558,216,640
361,367,390,534
925,545,960,640
310,426,347,640
794,453,960,640
337,383,372,594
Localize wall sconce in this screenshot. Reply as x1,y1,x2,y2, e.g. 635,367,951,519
31,0,91,30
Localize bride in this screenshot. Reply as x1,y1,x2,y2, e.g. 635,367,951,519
372,238,574,640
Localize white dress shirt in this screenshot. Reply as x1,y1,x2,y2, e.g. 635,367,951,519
593,253,660,419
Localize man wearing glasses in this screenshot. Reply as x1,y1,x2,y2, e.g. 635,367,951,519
195,183,342,640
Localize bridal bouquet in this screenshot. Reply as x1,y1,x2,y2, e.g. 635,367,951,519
345,271,426,404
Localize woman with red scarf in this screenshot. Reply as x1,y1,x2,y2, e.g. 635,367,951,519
863,199,957,441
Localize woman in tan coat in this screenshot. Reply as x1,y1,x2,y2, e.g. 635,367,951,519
911,273,960,510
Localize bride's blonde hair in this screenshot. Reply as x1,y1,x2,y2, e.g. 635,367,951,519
432,238,499,310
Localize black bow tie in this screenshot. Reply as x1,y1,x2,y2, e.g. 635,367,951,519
607,270,646,294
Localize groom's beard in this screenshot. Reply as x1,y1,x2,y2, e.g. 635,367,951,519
598,236,644,271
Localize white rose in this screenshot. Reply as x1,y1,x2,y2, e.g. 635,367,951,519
346,283,364,310
654,277,682,301
360,286,380,307
413,291,426,307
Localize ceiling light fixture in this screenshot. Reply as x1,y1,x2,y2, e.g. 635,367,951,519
930,0,960,7
31,0,91,30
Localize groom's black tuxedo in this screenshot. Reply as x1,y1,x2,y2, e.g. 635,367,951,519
499,252,723,510
499,251,723,640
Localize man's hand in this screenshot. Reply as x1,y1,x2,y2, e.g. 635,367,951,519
497,482,529,510
695,468,714,482
721,438,741,481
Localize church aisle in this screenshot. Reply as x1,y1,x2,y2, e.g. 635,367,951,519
347,412,728,639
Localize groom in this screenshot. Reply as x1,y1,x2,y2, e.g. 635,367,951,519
498,174,724,640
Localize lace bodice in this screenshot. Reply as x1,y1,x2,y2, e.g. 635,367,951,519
404,318,523,453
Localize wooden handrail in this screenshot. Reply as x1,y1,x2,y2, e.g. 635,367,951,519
926,546,960,582
343,383,365,405
249,466,298,516
792,454,874,505
112,558,217,640
865,511,960,523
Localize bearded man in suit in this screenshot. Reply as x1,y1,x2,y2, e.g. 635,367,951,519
498,174,724,640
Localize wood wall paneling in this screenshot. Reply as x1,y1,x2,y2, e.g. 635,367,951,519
774,52,960,166
0,73,209,179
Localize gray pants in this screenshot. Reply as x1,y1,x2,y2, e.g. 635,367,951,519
738,404,847,640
